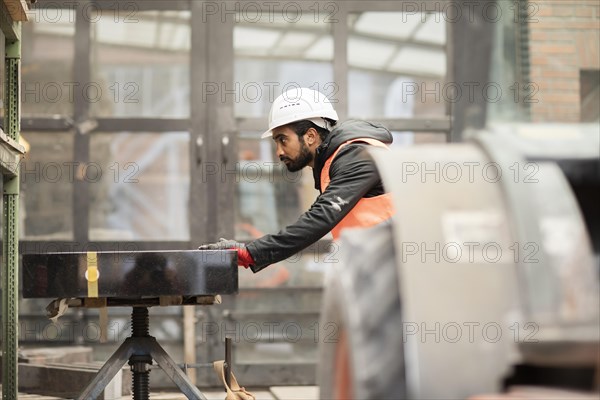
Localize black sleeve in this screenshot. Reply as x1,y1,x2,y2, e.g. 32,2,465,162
246,144,381,272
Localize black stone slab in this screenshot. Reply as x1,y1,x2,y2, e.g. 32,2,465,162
22,250,238,299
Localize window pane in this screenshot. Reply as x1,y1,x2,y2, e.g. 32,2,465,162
235,131,319,242
238,250,332,289
487,1,530,123
21,9,75,116
221,287,322,366
234,13,334,117
89,132,190,241
235,132,330,287
233,11,334,279
581,70,600,122
20,132,74,240
90,11,190,118
391,131,448,147
348,12,447,119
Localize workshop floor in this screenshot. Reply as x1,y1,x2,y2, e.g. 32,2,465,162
2,385,319,400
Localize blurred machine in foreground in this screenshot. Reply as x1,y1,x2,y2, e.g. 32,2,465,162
319,124,600,399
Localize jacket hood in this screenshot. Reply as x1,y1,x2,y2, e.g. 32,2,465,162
315,119,392,163
313,119,393,189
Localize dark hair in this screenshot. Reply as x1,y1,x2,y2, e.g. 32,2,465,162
287,119,337,142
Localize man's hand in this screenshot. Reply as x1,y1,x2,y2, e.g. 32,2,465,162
198,238,255,269
198,238,241,251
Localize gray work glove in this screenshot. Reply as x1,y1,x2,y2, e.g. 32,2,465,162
198,238,254,269
198,238,243,251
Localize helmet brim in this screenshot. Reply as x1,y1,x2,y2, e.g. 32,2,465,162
261,129,273,139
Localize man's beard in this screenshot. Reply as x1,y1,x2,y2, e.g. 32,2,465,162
281,142,313,172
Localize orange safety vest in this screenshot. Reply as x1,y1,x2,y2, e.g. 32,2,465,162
320,138,395,240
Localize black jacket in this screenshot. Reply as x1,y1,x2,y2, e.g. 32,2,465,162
246,120,393,272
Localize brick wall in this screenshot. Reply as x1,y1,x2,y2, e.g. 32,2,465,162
529,0,600,122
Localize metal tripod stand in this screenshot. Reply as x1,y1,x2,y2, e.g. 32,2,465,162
77,306,207,400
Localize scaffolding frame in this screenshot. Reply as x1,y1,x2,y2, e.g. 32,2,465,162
1,0,25,397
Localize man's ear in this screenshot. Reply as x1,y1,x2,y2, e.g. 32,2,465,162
304,128,318,146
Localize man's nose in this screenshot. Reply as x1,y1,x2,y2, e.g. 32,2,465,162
275,144,285,158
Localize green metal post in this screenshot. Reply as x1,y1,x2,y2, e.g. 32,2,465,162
2,24,21,399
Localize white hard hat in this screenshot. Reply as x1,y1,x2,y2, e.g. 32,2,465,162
261,87,339,138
